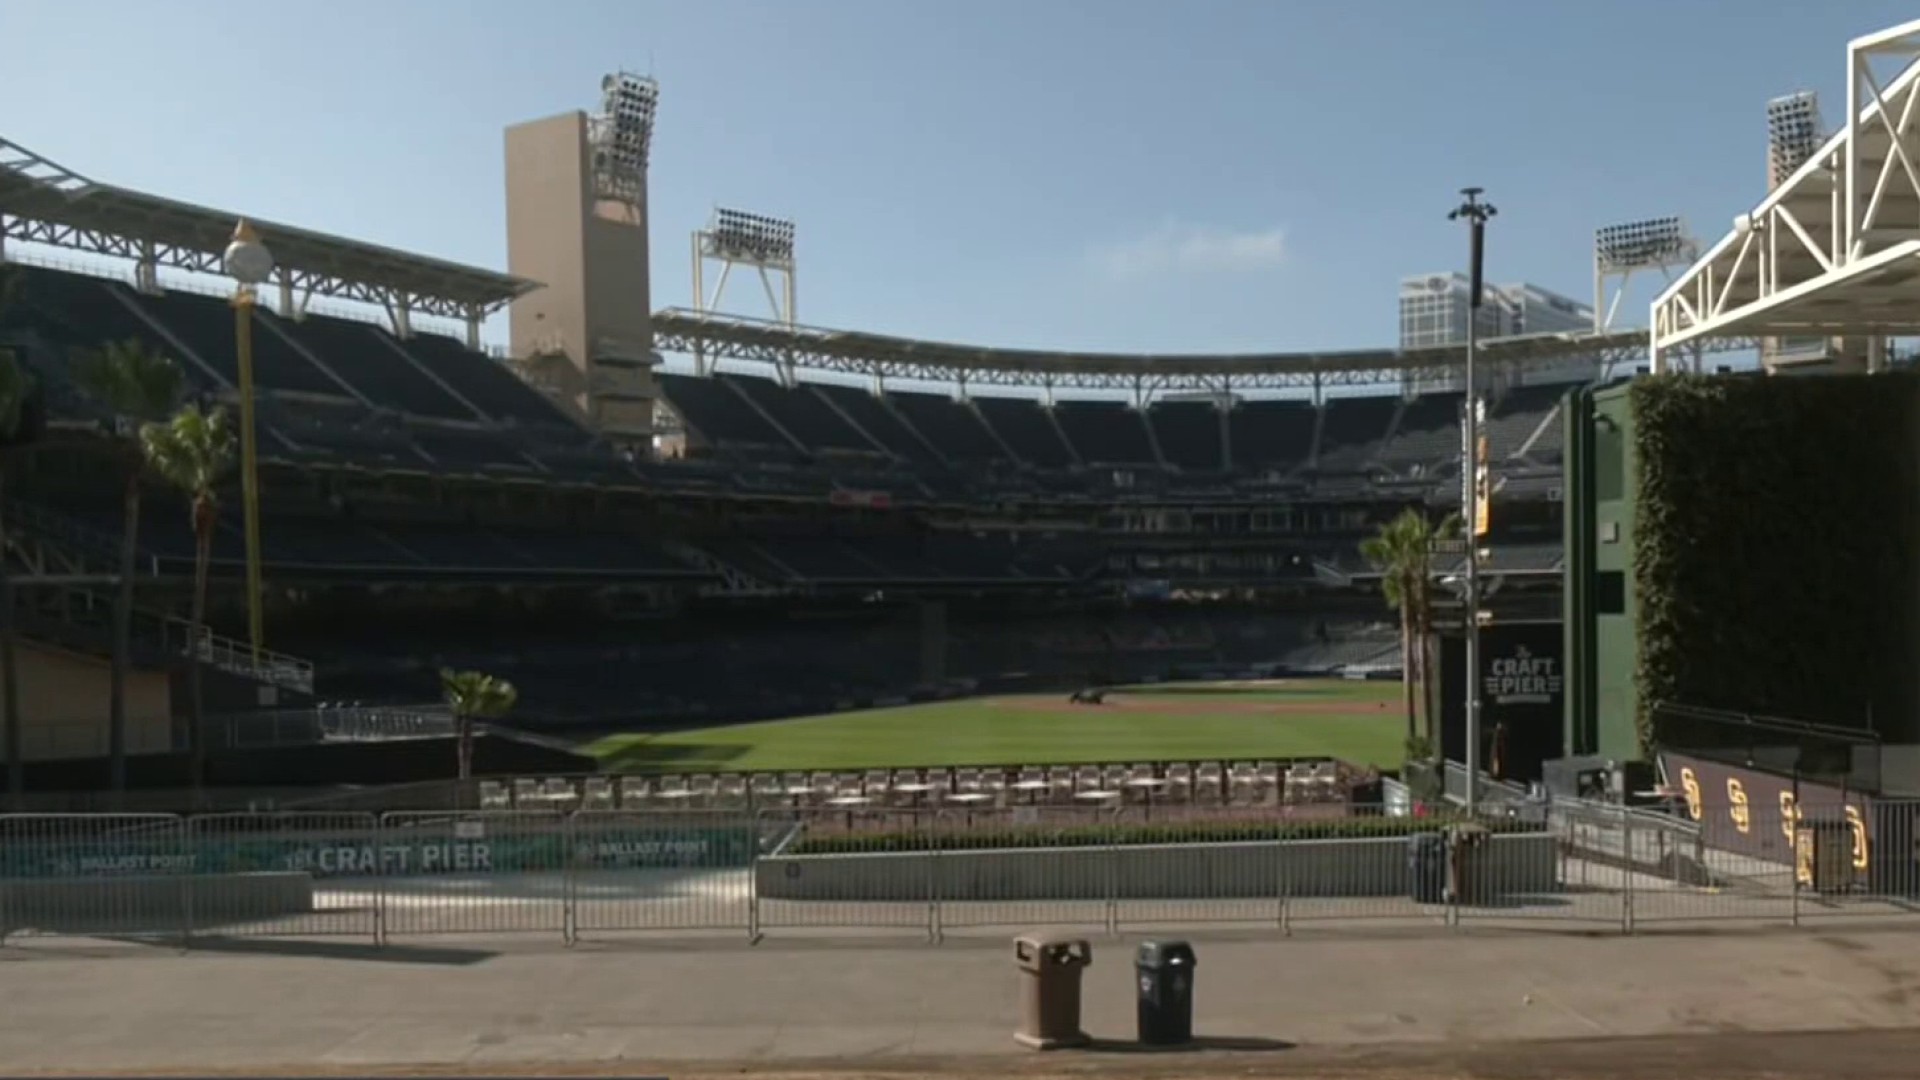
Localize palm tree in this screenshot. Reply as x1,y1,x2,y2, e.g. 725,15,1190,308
140,404,235,798
439,668,519,783
0,351,36,809
1359,507,1462,754
73,340,184,797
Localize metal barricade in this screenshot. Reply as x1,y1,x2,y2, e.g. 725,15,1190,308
933,804,1117,938
567,809,756,940
1623,800,1794,929
184,811,382,941
376,810,570,940
0,813,190,942
752,805,940,940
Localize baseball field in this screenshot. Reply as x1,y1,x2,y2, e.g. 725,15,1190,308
587,677,1405,774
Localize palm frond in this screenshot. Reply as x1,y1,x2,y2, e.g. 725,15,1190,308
139,403,236,499
74,338,185,424
439,668,520,719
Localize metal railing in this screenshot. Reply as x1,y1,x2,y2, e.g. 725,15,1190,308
208,706,455,750
2,798,1915,950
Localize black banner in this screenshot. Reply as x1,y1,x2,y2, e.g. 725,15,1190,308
1438,621,1565,784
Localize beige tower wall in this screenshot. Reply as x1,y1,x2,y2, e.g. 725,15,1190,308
504,112,657,440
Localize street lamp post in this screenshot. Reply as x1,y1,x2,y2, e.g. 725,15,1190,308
1448,188,1495,816
222,220,272,663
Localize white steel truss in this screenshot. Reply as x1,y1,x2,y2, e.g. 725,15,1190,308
0,136,537,347
1652,20,1920,370
652,307,1753,394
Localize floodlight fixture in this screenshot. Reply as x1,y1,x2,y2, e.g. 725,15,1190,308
1767,91,1823,184
589,71,659,198
1591,214,1699,338
708,207,796,266
690,206,800,359
1594,217,1693,273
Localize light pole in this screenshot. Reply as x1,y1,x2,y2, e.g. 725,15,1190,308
222,220,272,662
1448,188,1494,816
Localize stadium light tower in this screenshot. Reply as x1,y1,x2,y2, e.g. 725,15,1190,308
1447,187,1494,817
1767,91,1824,186
222,219,273,662
691,207,798,379
589,72,658,203
1593,216,1698,335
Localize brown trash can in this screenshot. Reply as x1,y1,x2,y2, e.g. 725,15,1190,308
1446,823,1491,905
1013,933,1093,1050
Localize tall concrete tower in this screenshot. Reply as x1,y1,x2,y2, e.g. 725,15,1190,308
504,73,659,442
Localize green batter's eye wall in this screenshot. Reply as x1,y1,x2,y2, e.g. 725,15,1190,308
1563,373,1920,763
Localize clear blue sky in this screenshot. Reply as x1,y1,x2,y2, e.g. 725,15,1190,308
2,0,1913,354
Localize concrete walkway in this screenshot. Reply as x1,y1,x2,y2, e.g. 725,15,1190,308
4,924,1920,1073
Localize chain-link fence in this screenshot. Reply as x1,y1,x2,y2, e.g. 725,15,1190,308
3,797,1918,948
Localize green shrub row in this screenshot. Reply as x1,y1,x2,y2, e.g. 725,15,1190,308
786,814,1538,855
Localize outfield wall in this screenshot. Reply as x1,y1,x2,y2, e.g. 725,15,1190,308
755,834,1557,902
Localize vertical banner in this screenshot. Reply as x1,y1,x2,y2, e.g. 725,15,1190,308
1474,434,1491,537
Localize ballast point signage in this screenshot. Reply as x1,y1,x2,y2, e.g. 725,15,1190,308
3,825,755,881
1484,644,1563,707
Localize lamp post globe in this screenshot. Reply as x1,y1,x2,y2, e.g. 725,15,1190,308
223,220,274,286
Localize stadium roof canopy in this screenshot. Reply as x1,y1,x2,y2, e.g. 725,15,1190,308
0,135,538,323
653,307,1753,392
1652,20,1920,367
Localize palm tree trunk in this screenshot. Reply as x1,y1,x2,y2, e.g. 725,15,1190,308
187,499,213,803
0,470,21,811
108,469,140,800
1398,595,1417,746
1420,612,1441,748
456,714,474,782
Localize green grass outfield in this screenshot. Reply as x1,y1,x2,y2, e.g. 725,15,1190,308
586,678,1404,774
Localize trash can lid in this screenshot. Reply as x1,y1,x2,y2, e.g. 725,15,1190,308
1136,939,1196,967
1015,931,1092,949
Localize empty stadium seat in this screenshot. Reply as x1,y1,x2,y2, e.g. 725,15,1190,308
723,374,875,454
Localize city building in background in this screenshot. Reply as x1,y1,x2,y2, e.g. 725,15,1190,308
1398,273,1595,389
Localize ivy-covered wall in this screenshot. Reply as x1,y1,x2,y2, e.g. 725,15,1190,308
1630,373,1920,752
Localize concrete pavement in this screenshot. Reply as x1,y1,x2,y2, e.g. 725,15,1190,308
5,923,1920,1073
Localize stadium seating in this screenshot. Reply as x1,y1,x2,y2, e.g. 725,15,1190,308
722,374,875,454
1376,392,1462,470
1226,400,1316,472
1054,400,1156,466
399,332,572,426
885,391,1005,461
810,383,941,463
657,372,790,449
1314,396,1399,472
268,312,474,420
1485,384,1566,461
1150,400,1225,472
975,397,1076,468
